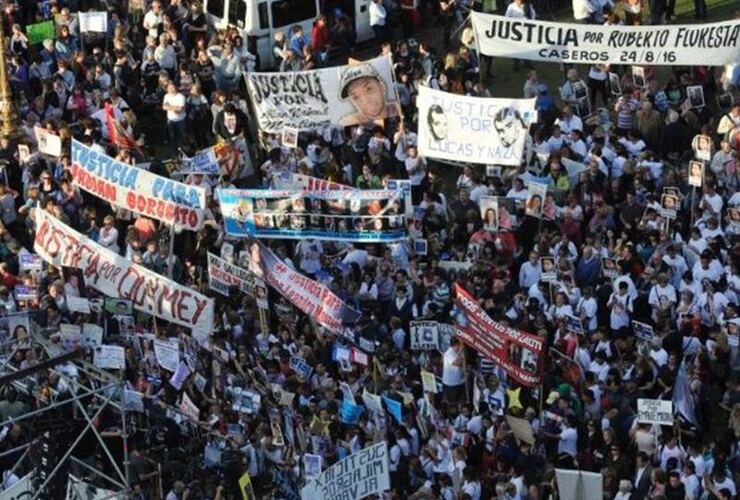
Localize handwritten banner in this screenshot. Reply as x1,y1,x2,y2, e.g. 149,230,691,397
70,140,207,230
246,55,399,132
453,284,545,386
472,12,740,65
248,241,360,334
417,86,536,166
34,209,214,331
301,442,390,500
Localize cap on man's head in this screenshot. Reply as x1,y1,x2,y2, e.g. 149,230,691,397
339,64,382,99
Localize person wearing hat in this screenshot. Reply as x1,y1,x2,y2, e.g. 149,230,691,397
338,63,397,126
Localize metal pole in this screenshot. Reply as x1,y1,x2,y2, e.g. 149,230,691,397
31,391,117,500
120,381,130,495
69,456,126,491
167,224,175,278
73,395,129,486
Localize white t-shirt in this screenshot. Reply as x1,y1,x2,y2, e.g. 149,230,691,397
558,426,578,456
442,347,464,386
163,92,186,122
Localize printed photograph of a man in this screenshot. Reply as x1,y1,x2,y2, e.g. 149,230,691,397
427,104,448,141
493,106,526,150
339,63,397,126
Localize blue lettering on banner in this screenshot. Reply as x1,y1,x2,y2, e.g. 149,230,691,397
72,140,203,208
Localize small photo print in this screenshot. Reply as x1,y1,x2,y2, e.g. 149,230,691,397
281,126,299,148
716,92,733,110
632,66,646,89
414,238,428,256
609,72,621,96
686,85,705,109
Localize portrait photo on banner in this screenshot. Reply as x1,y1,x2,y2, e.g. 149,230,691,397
417,85,536,166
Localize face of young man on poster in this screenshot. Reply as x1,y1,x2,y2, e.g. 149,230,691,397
346,77,386,119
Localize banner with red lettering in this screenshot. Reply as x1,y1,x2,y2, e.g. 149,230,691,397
247,241,360,334
453,284,544,386
70,140,207,231
34,209,214,331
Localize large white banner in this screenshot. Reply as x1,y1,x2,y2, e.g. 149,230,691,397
34,209,214,331
70,140,207,231
555,469,603,500
301,442,390,500
472,12,740,65
246,55,399,133
417,86,536,166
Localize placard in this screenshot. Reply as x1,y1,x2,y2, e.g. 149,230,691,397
246,55,399,133
94,345,125,370
525,182,547,218
26,20,55,45
304,454,322,480
417,86,536,166
281,126,299,148
18,253,42,271
154,339,180,373
207,252,257,296
14,285,37,301
540,257,556,281
637,398,673,425
688,160,704,187
410,321,439,350
301,442,390,500
67,296,91,314
34,126,62,157
60,324,81,351
471,12,740,66
290,356,313,379
421,370,439,394
79,11,108,33
82,323,104,349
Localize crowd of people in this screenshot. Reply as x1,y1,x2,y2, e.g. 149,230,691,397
0,0,738,499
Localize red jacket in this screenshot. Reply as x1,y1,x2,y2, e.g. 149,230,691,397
312,24,330,51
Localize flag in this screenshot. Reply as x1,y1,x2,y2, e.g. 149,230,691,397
672,362,698,427
105,103,140,153
382,395,402,424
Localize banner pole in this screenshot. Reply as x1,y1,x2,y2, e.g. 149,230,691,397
463,348,470,404
690,186,696,228
167,224,175,278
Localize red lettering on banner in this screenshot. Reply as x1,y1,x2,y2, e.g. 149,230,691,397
158,286,178,318
72,165,117,202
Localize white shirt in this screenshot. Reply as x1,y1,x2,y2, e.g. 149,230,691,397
163,92,186,122
555,114,583,135
442,347,464,386
519,261,542,289
369,1,387,26
572,0,595,19
143,9,162,38
558,426,578,456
